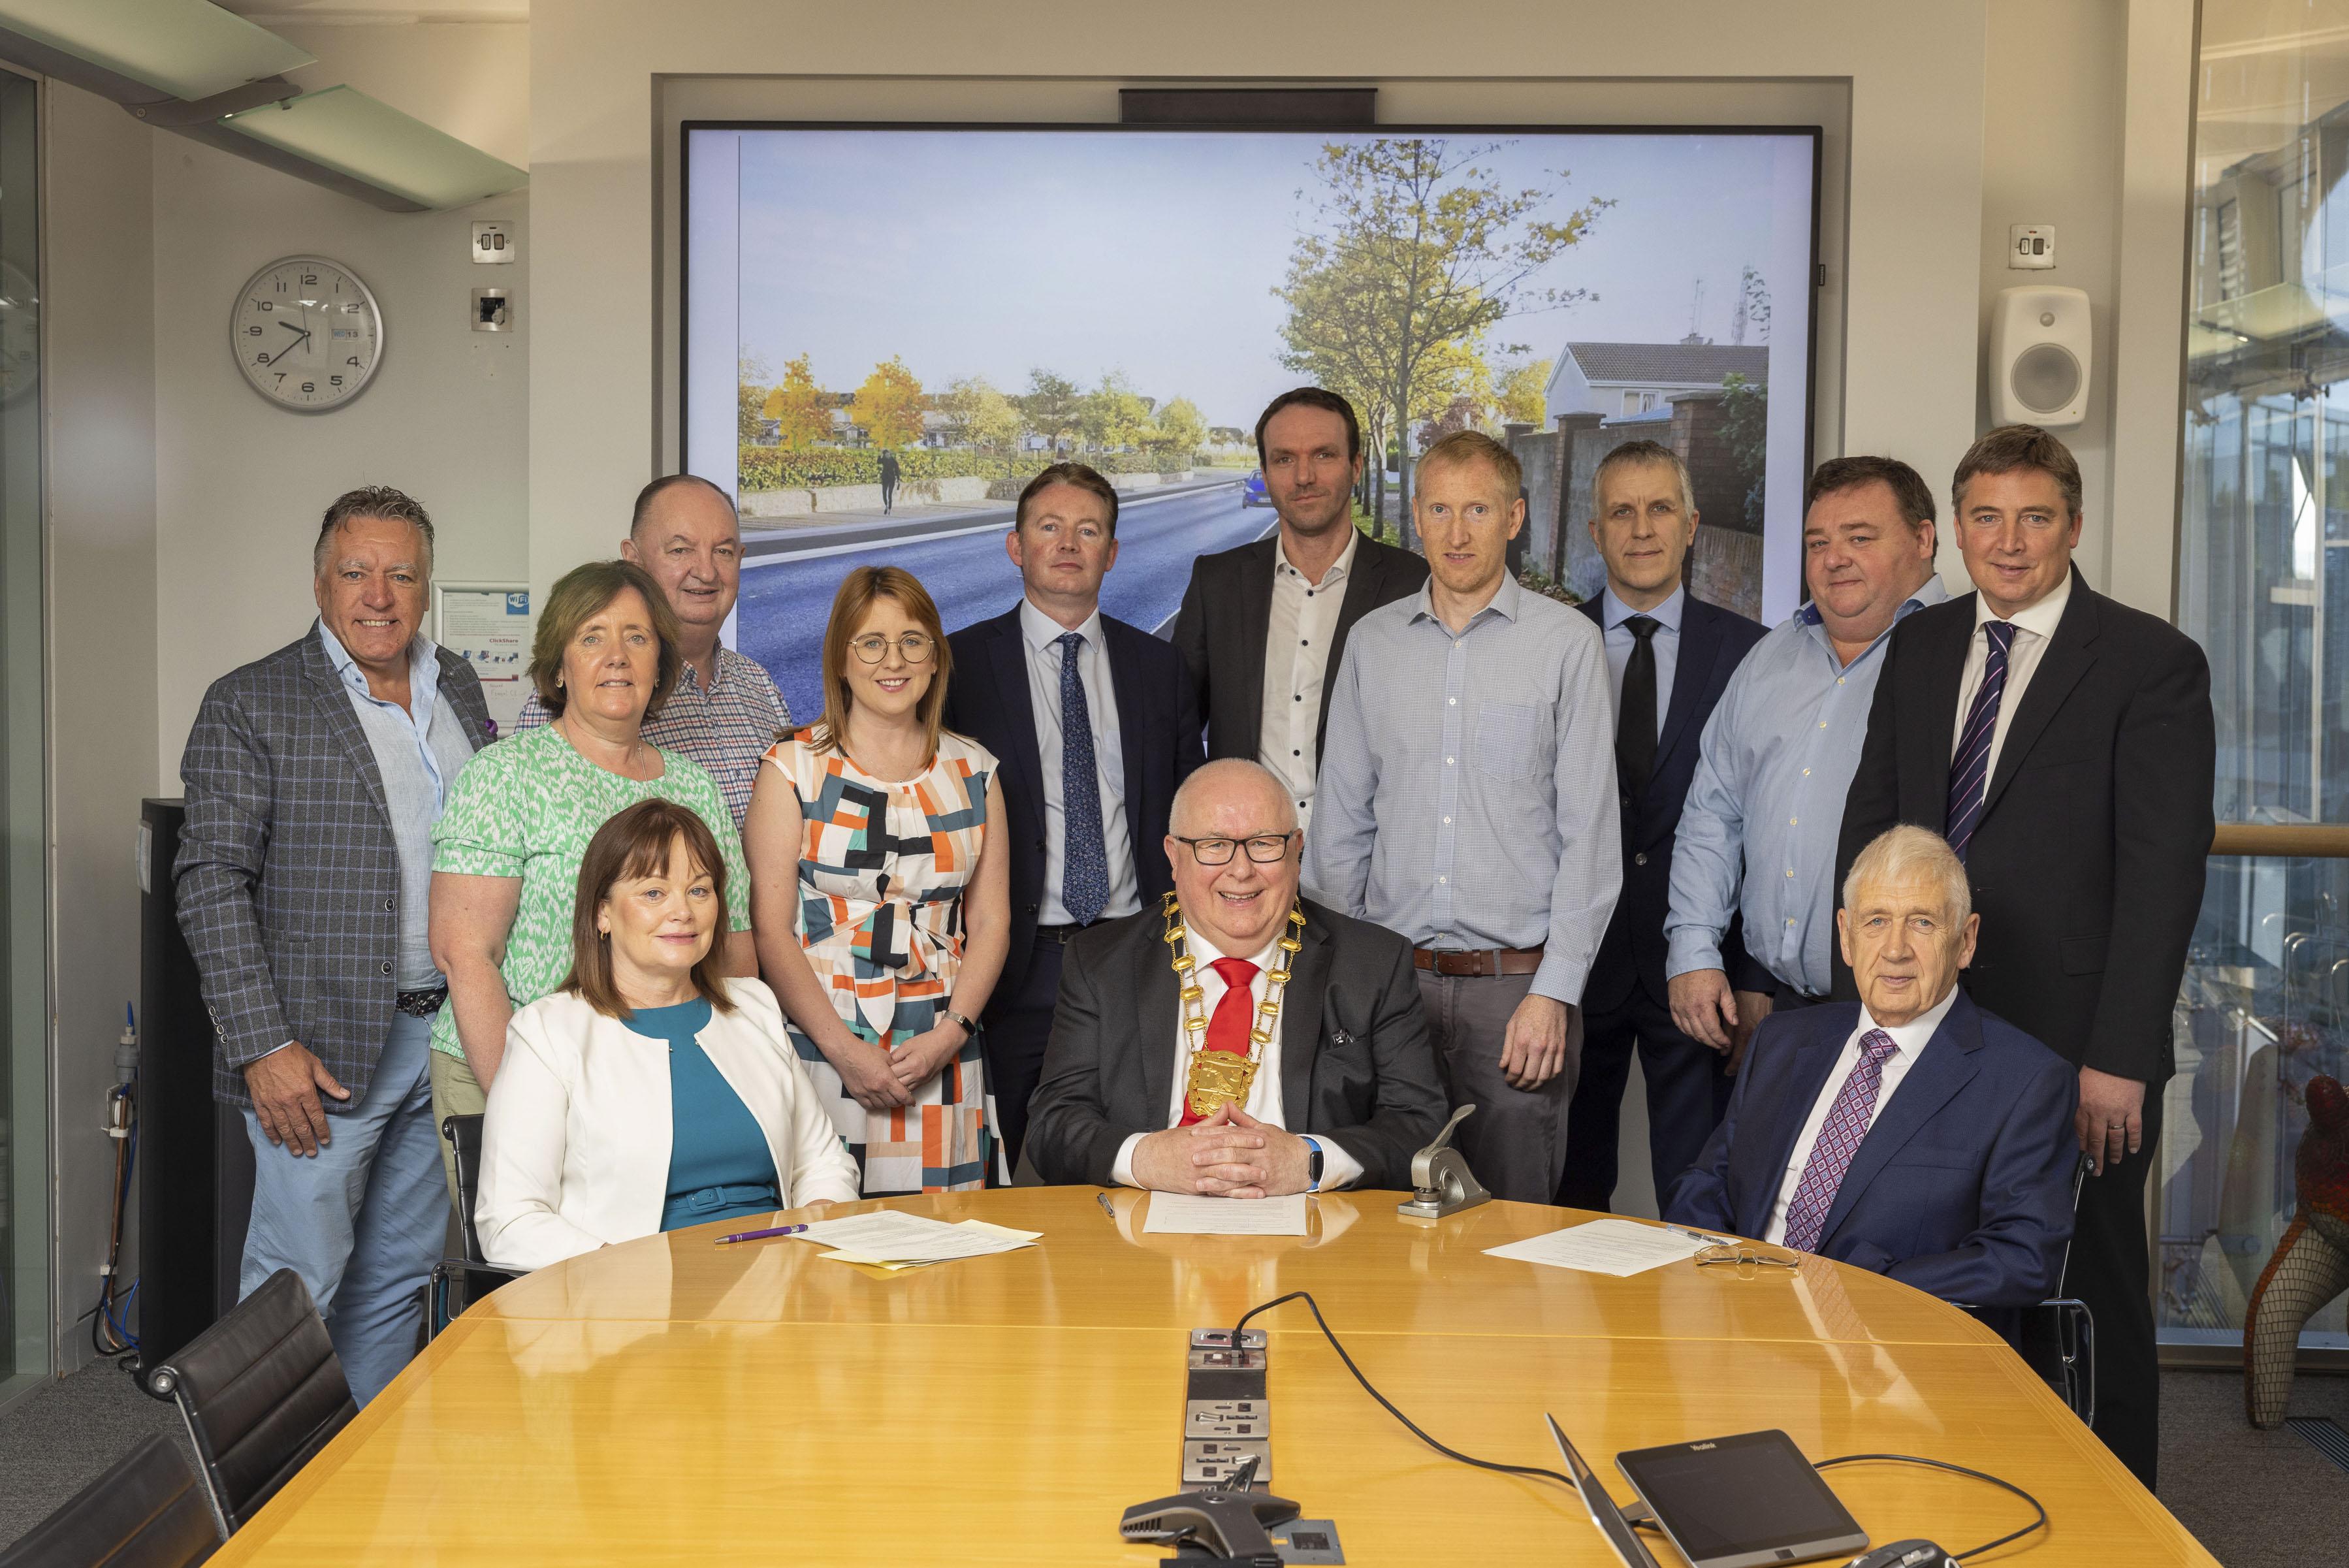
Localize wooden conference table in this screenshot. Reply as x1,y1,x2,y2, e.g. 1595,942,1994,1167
212,1189,2214,1565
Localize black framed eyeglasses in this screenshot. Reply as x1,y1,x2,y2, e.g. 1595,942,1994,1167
1173,833,1296,865
848,632,935,665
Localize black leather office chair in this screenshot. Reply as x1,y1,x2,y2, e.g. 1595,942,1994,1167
145,1268,357,1538
423,1113,518,1343
1964,1154,2095,1426
0,1433,220,1568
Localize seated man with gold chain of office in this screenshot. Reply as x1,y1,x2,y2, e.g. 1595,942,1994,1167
1026,759,1448,1195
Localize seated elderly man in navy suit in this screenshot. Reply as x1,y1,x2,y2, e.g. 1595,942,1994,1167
1665,824,2077,1307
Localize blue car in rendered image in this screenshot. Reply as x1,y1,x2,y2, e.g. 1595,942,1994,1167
1241,470,1271,507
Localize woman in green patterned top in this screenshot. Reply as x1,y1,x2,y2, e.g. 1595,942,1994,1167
423,560,753,1193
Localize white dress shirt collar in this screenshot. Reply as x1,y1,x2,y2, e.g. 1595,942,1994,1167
1853,981,1961,1061
1277,524,1359,592
1019,596,1106,656
1973,567,2071,641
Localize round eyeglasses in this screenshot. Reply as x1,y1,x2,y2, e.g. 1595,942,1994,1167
1172,833,1296,865
849,632,935,665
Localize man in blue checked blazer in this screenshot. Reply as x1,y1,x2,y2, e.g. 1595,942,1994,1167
176,487,491,1405
1666,824,2077,1313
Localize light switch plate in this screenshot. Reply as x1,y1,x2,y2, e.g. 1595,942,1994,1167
2008,224,2055,268
471,221,515,263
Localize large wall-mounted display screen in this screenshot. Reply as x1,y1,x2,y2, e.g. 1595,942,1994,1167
684,123,1818,722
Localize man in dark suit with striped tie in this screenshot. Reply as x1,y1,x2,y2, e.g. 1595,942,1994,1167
1836,424,2215,1486
1559,441,1766,1213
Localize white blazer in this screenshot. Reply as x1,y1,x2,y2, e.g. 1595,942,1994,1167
477,977,862,1272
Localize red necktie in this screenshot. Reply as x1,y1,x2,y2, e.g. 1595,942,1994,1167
1178,955,1261,1127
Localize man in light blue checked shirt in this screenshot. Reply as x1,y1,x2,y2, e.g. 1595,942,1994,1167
1306,432,1621,1204
1664,456,1946,1064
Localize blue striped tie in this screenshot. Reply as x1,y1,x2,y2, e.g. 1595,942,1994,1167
1057,632,1108,925
1945,620,2017,861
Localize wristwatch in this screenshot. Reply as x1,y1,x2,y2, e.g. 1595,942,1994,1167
1301,1135,1324,1194
940,1009,979,1042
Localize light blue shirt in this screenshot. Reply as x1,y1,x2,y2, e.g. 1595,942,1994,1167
1663,575,1950,998
1018,598,1136,925
1600,583,1684,741
317,620,474,989
1304,575,1622,1006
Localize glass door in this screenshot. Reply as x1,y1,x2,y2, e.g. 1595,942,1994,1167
0,64,44,1398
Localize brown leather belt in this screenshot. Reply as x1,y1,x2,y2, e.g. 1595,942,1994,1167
1413,945,1544,978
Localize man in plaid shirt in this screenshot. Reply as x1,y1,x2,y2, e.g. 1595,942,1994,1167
513,475,789,826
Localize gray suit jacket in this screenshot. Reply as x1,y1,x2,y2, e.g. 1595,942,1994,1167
175,625,493,1109
1026,896,1447,1190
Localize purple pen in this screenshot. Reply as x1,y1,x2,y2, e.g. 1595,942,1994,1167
714,1222,813,1245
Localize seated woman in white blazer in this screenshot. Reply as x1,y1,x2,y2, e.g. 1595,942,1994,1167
477,798,860,1272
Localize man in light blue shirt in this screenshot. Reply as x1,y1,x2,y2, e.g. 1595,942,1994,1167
1307,432,1621,1204
1665,456,1945,1065
177,487,492,1405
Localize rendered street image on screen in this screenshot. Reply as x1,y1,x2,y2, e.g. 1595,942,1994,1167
684,125,1818,721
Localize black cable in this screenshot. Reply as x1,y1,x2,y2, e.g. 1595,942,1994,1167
1814,1454,2047,1560
1227,1291,1576,1493
1226,1294,2050,1563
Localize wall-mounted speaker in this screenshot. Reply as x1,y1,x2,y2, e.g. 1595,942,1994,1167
1989,284,2090,429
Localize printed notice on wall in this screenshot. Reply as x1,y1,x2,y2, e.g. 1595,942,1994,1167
434,583,535,737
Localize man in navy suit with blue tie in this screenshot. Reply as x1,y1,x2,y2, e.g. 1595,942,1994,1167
944,463,1203,1172
1666,824,2078,1309
1559,441,1766,1212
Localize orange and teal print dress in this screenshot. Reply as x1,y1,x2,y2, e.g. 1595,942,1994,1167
763,729,995,1193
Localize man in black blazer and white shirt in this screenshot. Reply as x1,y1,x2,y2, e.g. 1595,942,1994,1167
1028,759,1446,1194
1561,441,1767,1212
1837,424,2215,1486
944,463,1203,1172
1172,388,1428,829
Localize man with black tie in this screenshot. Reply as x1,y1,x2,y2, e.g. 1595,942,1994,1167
1558,441,1766,1212
944,462,1203,1172
1173,387,1428,829
1838,424,2215,1486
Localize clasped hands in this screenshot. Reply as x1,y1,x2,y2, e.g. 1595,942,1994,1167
831,1020,968,1112
1130,1104,1311,1198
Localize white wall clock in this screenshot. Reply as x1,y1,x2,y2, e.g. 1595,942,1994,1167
230,255,383,412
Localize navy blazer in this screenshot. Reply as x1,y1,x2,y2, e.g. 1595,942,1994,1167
1576,594,1768,1012
1663,991,2079,1307
943,603,1204,1010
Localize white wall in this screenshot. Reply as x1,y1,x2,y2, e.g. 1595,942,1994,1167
43,79,159,1371
528,0,1990,602
150,20,532,780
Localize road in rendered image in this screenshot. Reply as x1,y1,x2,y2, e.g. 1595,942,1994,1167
735,477,1272,724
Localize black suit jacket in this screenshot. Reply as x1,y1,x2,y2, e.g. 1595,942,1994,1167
1835,569,2214,1081
944,604,1204,1008
1576,594,1769,1013
1026,896,1448,1190
1172,530,1428,765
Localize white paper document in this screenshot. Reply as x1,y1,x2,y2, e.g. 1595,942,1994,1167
1482,1218,1708,1277
1141,1192,1311,1236
795,1212,1040,1266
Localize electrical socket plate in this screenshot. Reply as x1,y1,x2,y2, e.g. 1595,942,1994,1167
2009,224,2055,269
471,221,515,264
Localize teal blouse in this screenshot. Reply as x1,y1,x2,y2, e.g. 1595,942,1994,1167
622,999,782,1232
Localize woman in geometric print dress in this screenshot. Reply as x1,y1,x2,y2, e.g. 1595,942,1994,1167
744,566,1009,1194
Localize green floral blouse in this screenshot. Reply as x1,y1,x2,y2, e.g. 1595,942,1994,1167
427,724,752,1061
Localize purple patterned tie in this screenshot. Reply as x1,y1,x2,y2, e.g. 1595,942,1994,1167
1945,620,2017,861
1780,1029,1901,1253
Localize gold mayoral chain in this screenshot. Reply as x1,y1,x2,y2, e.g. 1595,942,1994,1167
1162,891,1307,1120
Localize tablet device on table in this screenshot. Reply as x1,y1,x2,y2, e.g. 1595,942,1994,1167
1613,1429,1868,1568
